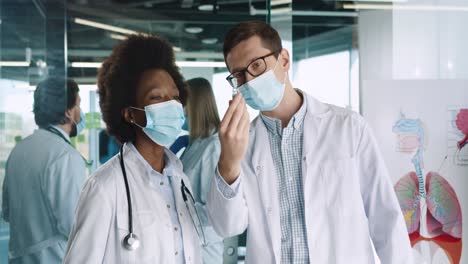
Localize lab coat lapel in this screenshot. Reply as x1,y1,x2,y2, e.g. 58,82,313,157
169,172,185,215
250,119,281,262
302,95,332,184
169,170,197,263
301,95,331,259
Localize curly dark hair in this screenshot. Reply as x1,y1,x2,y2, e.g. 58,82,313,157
97,34,187,143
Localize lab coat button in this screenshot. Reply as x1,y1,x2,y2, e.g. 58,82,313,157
160,181,164,186
227,247,235,256
174,227,178,231
167,204,171,209
175,251,178,255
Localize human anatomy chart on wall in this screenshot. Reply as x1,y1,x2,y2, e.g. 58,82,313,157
362,80,468,264
393,115,462,263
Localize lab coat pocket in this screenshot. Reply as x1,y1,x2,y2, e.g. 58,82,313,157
117,210,159,264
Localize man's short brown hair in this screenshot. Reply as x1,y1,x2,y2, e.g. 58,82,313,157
223,20,283,60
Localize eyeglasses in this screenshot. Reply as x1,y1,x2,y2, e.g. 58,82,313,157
226,51,278,88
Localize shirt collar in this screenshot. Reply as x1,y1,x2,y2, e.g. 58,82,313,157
127,142,178,178
51,125,71,142
260,91,307,136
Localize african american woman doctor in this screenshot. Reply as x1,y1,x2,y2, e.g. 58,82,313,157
64,35,203,264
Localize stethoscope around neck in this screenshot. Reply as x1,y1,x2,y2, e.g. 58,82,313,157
119,143,206,251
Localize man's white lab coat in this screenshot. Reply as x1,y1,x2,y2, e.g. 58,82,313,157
207,93,413,264
2,128,86,263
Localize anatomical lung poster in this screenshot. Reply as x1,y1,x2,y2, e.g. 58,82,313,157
362,80,468,264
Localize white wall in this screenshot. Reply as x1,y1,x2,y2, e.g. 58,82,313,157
293,51,352,109
359,7,468,81
358,10,394,81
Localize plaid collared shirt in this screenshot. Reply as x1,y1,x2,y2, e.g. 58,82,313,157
260,96,309,264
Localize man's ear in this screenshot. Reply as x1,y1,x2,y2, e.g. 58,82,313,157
64,108,73,122
279,48,290,72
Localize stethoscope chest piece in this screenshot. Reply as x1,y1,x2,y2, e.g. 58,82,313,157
123,233,140,251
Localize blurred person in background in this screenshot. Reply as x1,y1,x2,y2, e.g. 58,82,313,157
180,78,238,263
2,77,87,264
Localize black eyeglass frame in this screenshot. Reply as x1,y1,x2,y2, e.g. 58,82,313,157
226,51,279,88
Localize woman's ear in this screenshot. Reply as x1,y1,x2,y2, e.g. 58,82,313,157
122,108,134,124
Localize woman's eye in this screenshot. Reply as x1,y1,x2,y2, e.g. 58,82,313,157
150,96,162,100
173,95,180,100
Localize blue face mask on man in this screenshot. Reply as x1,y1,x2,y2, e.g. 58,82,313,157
237,55,286,111
71,110,86,137
76,111,86,135
131,100,185,147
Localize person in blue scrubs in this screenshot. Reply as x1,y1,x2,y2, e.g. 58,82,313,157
180,78,237,263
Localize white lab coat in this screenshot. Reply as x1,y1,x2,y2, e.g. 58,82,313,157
207,93,413,264
64,143,202,264
1,128,86,264
180,133,224,264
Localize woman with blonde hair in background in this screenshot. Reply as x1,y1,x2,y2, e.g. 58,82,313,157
181,78,236,263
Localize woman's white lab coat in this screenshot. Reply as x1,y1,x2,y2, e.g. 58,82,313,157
207,93,413,264
64,143,201,264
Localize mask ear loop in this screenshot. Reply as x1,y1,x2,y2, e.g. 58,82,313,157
272,52,282,72
65,107,78,126
70,117,78,126
282,70,288,86
128,107,145,129
131,119,144,129
273,52,288,86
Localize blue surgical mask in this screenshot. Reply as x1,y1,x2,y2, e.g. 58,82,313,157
131,100,185,147
238,56,286,111
76,111,86,135
71,110,86,137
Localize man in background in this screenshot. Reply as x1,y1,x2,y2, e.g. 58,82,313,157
2,77,86,264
